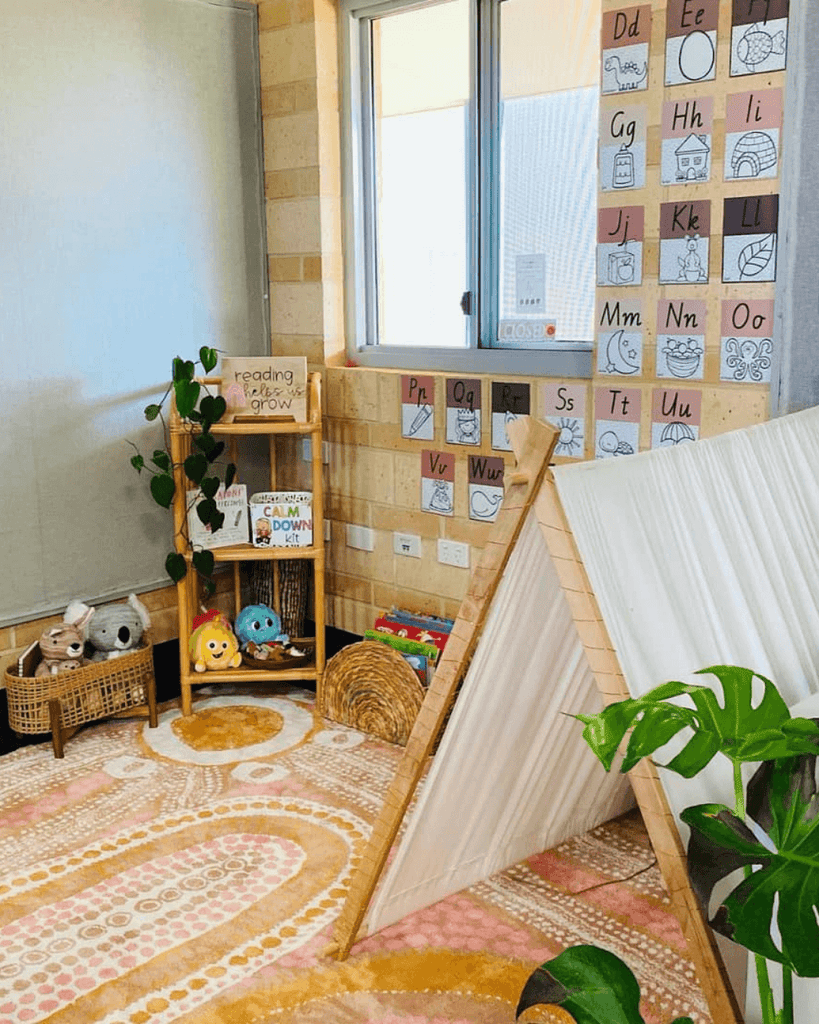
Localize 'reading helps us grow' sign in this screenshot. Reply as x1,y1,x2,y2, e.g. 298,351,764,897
220,357,307,422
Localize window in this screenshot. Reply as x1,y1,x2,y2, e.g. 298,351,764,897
340,0,600,374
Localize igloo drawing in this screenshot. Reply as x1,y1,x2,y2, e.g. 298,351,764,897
730,130,777,178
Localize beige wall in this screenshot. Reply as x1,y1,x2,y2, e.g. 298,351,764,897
1,0,780,676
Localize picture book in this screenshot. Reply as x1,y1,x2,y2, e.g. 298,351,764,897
364,630,439,662
385,607,455,634
373,617,450,655
249,491,312,548
186,483,249,549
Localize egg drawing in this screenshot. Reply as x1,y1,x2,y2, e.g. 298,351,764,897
677,30,715,81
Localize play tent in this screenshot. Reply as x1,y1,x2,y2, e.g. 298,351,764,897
330,408,819,1023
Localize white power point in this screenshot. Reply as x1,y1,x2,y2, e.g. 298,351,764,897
437,539,469,568
346,524,375,551
393,532,421,558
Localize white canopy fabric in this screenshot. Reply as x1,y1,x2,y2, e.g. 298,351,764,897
553,405,819,1024
365,512,634,934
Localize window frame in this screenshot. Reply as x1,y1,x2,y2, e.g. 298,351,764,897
338,0,594,377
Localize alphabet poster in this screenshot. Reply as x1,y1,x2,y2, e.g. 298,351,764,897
661,97,713,185
596,297,643,376
446,378,482,446
658,200,711,284
468,455,504,522
720,298,775,382
601,5,651,96
401,375,435,440
599,104,647,192
542,383,587,459
597,206,644,287
664,0,718,86
725,89,783,181
651,387,702,448
421,450,454,516
656,299,707,380
594,386,641,459
491,382,531,451
722,194,779,282
730,0,788,77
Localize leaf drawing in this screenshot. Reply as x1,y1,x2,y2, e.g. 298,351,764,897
738,234,775,278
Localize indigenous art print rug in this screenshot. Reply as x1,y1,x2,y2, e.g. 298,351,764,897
0,687,711,1024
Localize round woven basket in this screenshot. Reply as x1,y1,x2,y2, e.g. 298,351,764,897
322,641,425,745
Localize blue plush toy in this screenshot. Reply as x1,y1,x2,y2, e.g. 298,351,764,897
234,604,289,650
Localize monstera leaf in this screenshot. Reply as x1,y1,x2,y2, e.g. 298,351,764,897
577,666,819,777
516,945,693,1024
683,751,819,977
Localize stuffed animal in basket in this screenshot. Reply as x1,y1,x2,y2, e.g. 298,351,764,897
86,594,151,662
34,607,95,677
234,604,289,650
189,610,242,673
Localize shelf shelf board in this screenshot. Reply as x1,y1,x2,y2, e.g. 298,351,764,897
189,666,319,683
198,543,324,562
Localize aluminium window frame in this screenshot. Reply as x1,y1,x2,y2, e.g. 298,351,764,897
338,0,594,376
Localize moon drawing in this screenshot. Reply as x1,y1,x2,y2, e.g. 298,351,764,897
678,30,715,81
605,329,640,374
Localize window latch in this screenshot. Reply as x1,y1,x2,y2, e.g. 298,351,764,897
460,291,473,316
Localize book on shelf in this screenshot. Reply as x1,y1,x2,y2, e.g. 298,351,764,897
384,607,455,634
249,491,313,548
372,616,450,656
363,630,439,662
186,484,249,549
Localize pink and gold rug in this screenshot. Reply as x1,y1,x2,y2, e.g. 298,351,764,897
0,688,711,1024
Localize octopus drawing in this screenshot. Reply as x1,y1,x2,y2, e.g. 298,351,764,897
724,337,773,382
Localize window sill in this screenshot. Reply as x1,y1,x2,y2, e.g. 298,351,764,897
350,345,592,378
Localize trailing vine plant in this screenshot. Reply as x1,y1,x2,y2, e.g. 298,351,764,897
128,347,235,599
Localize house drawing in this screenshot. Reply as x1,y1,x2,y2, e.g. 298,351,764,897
674,132,710,180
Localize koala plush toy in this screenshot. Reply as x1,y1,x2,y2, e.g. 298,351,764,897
86,594,151,661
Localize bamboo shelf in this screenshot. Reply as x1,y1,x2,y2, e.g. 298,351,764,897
170,372,326,716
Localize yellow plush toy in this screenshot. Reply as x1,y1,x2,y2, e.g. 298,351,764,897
188,611,242,673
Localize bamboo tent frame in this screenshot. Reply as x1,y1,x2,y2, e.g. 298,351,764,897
327,416,742,1024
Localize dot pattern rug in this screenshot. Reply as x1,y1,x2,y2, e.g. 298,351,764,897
0,687,712,1024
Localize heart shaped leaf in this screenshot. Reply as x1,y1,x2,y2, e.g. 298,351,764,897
199,394,226,427
150,473,175,509
684,752,819,976
151,450,171,472
172,358,195,382
174,379,200,420
577,666,819,777
200,476,220,500
199,346,218,373
192,549,215,579
164,551,187,583
130,454,144,473
224,462,237,489
516,945,693,1024
183,453,208,486
144,403,161,422
196,497,218,526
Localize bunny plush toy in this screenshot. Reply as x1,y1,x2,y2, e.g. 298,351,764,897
35,606,94,677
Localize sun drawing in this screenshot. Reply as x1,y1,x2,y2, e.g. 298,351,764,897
555,417,583,456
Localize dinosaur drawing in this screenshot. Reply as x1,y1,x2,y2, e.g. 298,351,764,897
604,54,648,92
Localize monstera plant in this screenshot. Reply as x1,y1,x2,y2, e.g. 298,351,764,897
128,347,234,597
517,666,819,1024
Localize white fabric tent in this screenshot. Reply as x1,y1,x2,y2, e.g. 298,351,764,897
554,405,819,1024
335,410,819,1021
365,511,634,932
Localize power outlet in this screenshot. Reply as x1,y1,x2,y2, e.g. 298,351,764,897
437,539,469,568
393,532,421,558
302,439,331,464
346,524,375,551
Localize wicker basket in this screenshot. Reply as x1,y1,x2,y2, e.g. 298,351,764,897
4,639,156,735
322,641,425,745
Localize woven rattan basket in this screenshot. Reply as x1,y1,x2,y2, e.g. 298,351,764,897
4,639,156,735
322,641,425,745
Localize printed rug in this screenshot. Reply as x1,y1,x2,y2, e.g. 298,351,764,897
0,687,711,1024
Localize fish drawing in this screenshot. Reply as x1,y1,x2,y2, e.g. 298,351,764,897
736,23,786,71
